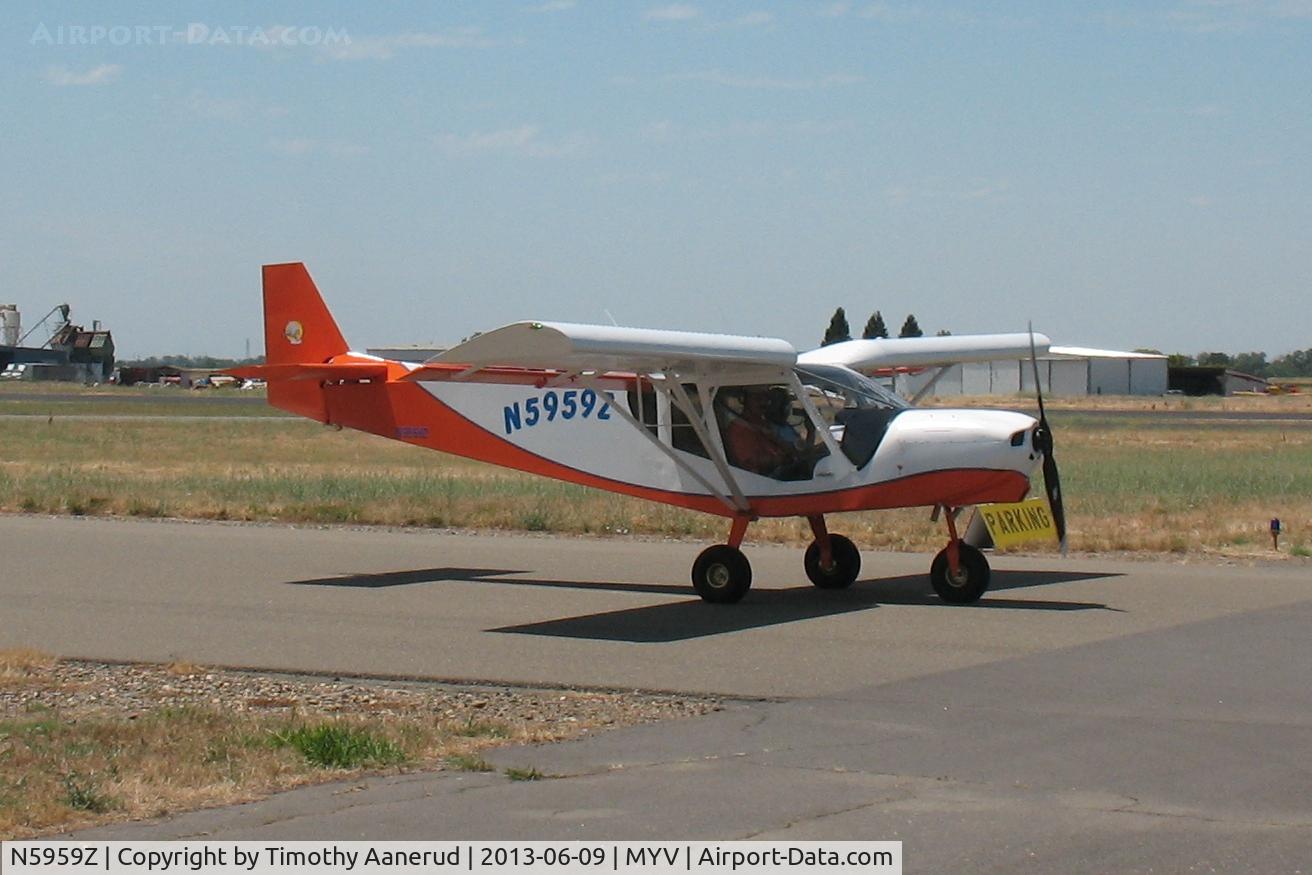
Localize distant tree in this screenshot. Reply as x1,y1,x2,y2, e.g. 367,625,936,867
1133,348,1163,355
822,308,852,346
861,311,888,339
1167,353,1195,367
898,314,923,338
1270,348,1312,378
120,354,264,368
1198,351,1232,367
936,329,952,336
1230,351,1269,377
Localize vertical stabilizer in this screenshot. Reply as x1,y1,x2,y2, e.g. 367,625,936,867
260,263,349,422
263,263,349,365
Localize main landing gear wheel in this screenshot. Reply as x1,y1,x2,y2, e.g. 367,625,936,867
804,534,861,589
930,543,990,604
692,545,752,604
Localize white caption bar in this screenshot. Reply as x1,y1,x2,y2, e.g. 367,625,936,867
2,841,901,875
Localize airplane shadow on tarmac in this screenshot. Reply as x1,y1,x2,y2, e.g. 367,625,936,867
492,571,1123,642
286,567,690,596
286,566,1122,643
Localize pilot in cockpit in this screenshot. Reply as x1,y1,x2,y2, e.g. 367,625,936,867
725,387,802,478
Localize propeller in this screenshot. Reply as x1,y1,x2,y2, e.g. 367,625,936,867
1029,324,1067,554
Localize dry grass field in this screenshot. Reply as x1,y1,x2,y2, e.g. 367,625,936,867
0,649,715,838
3,385,1309,836
2,384,1310,558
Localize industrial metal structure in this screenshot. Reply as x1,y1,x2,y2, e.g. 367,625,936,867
0,304,19,347
0,303,115,382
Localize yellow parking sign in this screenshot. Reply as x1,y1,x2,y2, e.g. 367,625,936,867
977,498,1059,549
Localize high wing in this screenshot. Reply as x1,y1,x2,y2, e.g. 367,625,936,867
398,320,805,517
798,332,1050,371
403,320,797,386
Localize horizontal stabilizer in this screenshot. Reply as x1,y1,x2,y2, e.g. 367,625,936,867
798,332,1051,372
225,362,389,382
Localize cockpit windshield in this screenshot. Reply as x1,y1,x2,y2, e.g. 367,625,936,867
796,364,908,468
795,365,908,413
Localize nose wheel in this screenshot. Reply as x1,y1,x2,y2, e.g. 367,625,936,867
930,506,990,603
930,542,990,603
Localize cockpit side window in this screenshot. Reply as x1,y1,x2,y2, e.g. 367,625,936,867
716,384,829,481
669,385,709,459
627,379,658,436
625,380,713,460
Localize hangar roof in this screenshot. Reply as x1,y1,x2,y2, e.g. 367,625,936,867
1047,346,1167,360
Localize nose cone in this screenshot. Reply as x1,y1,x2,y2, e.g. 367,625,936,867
883,408,1042,476
896,408,1038,442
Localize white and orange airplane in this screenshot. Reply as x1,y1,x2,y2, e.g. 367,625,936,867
232,263,1065,605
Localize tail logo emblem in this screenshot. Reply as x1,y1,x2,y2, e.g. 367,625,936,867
284,321,304,345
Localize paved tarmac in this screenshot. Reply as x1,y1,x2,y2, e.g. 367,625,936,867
4,515,1310,870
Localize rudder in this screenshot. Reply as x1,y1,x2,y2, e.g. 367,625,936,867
259,262,349,422
263,262,349,366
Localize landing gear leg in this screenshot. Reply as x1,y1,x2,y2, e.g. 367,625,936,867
804,514,861,589
930,506,990,604
691,516,753,604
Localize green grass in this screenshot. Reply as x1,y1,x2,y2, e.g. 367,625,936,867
1066,443,1312,512
0,384,282,418
504,766,545,781
449,719,512,740
2,397,1310,556
268,724,407,769
0,416,723,536
61,773,116,813
444,754,495,772
0,400,285,418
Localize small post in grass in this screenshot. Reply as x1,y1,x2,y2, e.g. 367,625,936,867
1270,518,1281,551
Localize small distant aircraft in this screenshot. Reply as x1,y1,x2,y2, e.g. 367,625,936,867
231,263,1065,605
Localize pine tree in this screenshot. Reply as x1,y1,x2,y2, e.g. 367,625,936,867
861,311,888,339
898,314,923,338
822,308,851,346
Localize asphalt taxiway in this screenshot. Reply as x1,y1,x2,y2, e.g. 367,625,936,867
4,515,1310,869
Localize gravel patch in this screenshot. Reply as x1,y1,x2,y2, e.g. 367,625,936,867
1,658,722,733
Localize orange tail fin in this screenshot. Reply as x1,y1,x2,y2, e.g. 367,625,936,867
262,262,349,366
227,263,356,422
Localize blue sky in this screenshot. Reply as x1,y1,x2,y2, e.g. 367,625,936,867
4,1,1309,359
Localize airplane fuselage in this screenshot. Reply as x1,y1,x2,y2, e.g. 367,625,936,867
238,262,1061,604
293,357,1038,519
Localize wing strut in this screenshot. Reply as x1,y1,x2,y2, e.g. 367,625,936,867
667,378,749,512
910,366,953,404
787,371,855,477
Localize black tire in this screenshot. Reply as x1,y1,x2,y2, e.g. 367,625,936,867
804,534,861,589
691,545,752,604
930,543,990,604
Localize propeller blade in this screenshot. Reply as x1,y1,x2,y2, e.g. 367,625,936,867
1027,322,1047,423
1029,324,1067,553
1041,432,1067,553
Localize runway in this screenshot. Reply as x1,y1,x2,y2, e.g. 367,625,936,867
6,515,1312,867
4,514,1306,698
